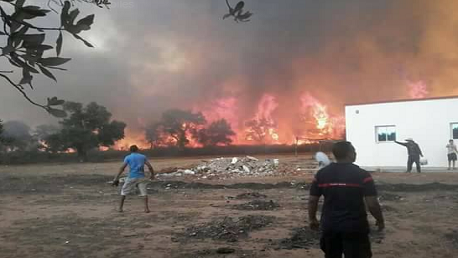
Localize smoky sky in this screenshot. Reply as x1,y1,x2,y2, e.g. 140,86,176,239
1,0,458,132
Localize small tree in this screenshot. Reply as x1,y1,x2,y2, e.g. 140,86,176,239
48,101,126,161
145,122,166,149
161,109,206,149
2,120,35,151
197,119,235,146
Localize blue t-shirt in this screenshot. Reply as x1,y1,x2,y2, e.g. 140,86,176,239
124,153,147,178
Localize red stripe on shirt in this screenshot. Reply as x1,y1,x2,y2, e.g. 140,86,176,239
318,183,362,188
363,177,373,183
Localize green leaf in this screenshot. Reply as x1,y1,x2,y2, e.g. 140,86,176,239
61,1,71,26
68,9,80,25
20,69,33,85
47,108,67,118
56,31,63,56
75,14,94,31
23,44,53,51
20,34,46,46
39,57,71,67
47,66,67,71
20,6,50,18
15,0,25,9
72,33,94,47
2,45,15,56
39,65,57,82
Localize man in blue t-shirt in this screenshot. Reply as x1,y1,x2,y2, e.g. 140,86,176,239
112,145,155,213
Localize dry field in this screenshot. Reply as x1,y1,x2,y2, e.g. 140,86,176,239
1,155,458,258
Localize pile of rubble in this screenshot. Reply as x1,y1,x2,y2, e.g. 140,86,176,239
158,156,280,179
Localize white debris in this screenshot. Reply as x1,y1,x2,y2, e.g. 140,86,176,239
183,169,195,175
315,152,331,169
154,156,280,179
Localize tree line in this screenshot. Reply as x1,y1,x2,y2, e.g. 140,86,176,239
0,102,237,162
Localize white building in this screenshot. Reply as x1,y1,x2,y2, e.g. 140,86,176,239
345,96,458,169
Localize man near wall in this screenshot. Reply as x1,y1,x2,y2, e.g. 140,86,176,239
395,138,423,173
309,141,384,258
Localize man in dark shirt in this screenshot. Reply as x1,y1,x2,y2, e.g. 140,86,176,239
309,141,384,258
395,138,423,173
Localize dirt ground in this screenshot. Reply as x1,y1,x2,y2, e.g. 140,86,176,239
1,155,458,258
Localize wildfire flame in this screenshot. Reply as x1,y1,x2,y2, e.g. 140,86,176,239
114,93,345,149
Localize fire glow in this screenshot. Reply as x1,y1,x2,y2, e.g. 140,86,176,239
115,92,345,149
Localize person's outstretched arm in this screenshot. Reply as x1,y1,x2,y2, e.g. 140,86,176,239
394,141,406,146
145,160,155,180
113,163,128,185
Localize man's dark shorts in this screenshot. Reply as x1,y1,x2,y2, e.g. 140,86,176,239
448,153,457,161
320,231,372,258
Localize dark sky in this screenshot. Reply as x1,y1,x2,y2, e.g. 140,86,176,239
1,0,458,134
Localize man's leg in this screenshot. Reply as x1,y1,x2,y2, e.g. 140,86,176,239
342,232,372,258
414,156,421,173
118,195,126,212
138,181,150,213
119,179,134,212
144,196,150,213
449,159,452,170
320,231,343,258
407,156,413,172
453,160,456,169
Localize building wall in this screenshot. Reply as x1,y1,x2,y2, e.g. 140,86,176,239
345,98,458,168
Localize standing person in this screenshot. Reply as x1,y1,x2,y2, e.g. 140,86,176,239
112,145,155,213
395,138,423,173
446,139,458,170
309,141,384,258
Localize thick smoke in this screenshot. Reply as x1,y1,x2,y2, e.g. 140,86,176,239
1,0,458,143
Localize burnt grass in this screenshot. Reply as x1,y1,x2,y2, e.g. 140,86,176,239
178,215,275,242
445,230,458,248
273,227,320,250
2,173,458,194
235,192,267,199
233,200,280,211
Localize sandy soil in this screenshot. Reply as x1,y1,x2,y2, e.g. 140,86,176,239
1,155,458,258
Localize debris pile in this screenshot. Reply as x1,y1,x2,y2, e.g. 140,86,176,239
180,215,275,242
158,156,280,179
233,200,280,210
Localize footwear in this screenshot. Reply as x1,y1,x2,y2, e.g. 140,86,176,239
448,168,451,170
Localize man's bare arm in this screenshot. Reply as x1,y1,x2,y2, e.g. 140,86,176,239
365,196,385,230
145,161,155,179
308,195,320,230
114,163,128,181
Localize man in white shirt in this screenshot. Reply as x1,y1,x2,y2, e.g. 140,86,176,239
446,139,458,170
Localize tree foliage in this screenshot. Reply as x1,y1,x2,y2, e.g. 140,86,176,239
0,0,109,116
160,109,206,149
1,120,35,151
196,119,235,146
145,110,237,148
44,101,125,160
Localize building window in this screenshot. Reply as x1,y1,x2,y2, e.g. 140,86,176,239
451,123,458,140
376,126,396,143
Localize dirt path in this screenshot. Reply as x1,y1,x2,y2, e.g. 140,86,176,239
1,159,458,257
